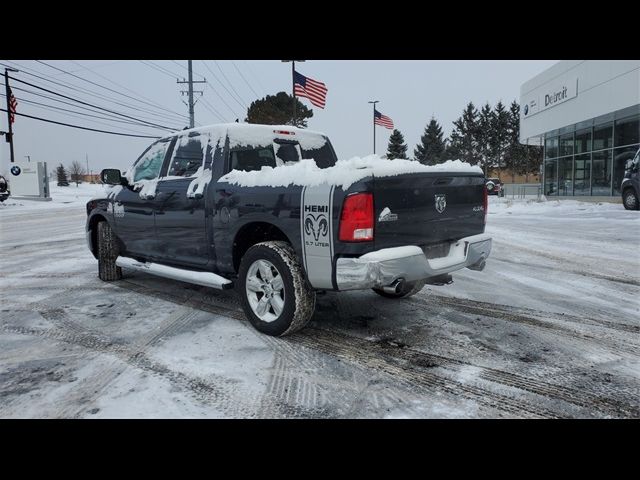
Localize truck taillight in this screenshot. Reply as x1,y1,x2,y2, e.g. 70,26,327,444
483,185,488,224
339,193,374,242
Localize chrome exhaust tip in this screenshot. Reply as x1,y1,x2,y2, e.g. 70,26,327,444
468,257,486,271
382,278,404,294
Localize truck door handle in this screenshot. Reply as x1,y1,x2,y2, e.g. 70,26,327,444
187,192,203,200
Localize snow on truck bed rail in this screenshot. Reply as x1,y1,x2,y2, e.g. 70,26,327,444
219,155,483,190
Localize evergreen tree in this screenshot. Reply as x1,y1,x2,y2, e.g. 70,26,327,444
489,101,511,177
476,103,495,176
504,100,525,181
245,91,313,127
56,163,69,186
414,117,447,165
447,102,479,165
386,129,408,159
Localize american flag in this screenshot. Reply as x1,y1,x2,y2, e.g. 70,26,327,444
293,70,328,109
374,109,394,129
8,88,18,124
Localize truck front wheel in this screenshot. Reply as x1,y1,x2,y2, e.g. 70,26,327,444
97,221,122,281
623,188,639,210
238,241,315,336
372,280,426,299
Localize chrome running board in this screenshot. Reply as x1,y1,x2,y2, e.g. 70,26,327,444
116,256,233,290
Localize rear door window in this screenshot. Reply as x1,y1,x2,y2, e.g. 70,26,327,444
166,134,205,178
230,145,276,172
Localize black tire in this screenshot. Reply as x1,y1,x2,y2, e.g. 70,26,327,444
238,241,315,336
623,189,639,210
372,279,426,299
97,221,122,281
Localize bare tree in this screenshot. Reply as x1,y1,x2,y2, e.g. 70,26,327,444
69,160,85,187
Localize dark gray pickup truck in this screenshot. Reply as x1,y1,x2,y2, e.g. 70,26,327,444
87,123,492,336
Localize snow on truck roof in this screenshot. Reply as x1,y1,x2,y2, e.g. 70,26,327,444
163,123,329,150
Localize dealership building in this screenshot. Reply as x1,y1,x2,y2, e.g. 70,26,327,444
520,60,640,199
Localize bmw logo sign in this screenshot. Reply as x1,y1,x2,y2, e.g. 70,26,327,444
10,165,21,176
524,104,529,116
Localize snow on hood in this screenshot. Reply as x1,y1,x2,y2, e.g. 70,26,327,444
219,155,483,190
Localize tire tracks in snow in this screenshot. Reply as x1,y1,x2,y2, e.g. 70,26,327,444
112,277,640,418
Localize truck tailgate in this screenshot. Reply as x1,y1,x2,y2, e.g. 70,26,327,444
373,172,486,250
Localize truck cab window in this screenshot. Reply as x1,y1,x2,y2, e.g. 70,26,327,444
167,135,204,177
230,146,276,172
275,142,301,165
133,140,170,182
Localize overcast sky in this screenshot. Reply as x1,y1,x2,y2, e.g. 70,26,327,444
0,60,556,176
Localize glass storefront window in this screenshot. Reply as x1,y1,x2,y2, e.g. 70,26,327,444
573,154,591,195
557,157,573,196
559,132,574,157
614,115,639,147
545,136,558,159
591,150,612,196
593,123,613,151
575,128,591,154
612,145,640,195
544,159,557,196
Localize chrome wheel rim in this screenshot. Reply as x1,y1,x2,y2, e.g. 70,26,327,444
245,259,285,323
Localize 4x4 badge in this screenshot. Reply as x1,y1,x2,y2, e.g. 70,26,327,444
435,194,446,214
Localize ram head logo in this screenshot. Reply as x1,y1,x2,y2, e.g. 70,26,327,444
435,194,447,214
305,214,328,242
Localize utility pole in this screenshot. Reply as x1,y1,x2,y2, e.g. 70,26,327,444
4,67,18,163
177,60,206,129
24,155,30,162
368,100,379,155
282,60,305,127
86,153,89,180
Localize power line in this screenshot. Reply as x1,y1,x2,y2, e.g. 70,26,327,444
139,60,179,79
214,61,248,108
9,75,178,131
1,82,170,129
242,60,268,96
2,60,188,124
0,92,168,132
201,61,246,112
68,60,190,121
0,108,162,138
200,97,226,122
36,60,189,123
231,61,261,99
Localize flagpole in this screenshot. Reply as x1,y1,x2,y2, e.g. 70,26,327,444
292,61,296,127
4,68,18,164
368,100,379,155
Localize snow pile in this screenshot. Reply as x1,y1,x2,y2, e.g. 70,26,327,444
487,196,631,217
0,182,108,212
219,155,483,190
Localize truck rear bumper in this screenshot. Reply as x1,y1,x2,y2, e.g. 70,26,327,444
335,234,492,291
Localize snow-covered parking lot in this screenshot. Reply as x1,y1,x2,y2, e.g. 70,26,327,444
1,184,639,418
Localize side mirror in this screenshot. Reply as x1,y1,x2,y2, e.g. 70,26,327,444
101,169,126,186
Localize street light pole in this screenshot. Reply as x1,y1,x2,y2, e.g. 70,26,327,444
368,100,379,155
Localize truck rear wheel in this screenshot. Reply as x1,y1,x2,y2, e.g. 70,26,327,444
372,279,426,299
97,221,122,281
238,241,315,336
